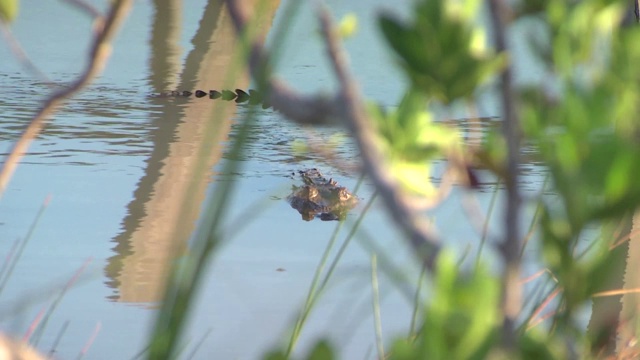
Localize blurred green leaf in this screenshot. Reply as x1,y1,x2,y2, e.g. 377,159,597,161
262,340,334,360
368,91,462,196
337,13,358,38
306,340,334,360
0,0,18,22
388,251,499,360
518,330,566,360
379,1,503,104
263,351,288,360
378,15,426,73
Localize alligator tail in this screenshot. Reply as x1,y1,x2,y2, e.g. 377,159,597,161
155,89,270,108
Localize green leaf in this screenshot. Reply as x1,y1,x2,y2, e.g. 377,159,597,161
0,0,18,22
306,340,334,360
388,161,435,196
263,350,288,360
406,251,500,360
379,0,502,104
368,90,462,197
337,13,358,38
379,15,427,74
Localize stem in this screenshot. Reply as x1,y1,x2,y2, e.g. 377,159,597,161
487,0,522,349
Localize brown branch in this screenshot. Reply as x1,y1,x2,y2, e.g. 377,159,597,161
224,0,442,270
0,0,133,198
224,1,344,126
488,0,522,350
63,0,103,19
317,7,442,268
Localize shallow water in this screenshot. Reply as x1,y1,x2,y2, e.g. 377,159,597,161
0,1,550,359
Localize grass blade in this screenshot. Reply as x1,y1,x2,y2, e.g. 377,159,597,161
0,195,51,298
371,255,384,360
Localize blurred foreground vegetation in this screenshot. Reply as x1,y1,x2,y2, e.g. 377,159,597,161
3,0,640,359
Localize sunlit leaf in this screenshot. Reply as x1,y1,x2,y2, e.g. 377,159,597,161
327,132,347,148
469,27,487,57
389,161,435,196
379,0,502,103
291,139,309,155
338,13,358,38
0,0,18,22
594,2,624,34
306,340,334,360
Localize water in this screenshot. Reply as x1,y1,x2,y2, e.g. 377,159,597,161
0,1,549,359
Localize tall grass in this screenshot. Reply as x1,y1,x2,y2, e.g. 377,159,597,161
285,185,371,356
0,196,51,298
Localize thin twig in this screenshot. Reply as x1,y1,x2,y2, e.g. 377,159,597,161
371,255,385,360
32,258,94,347
224,1,340,125
48,321,70,358
593,288,640,297
488,0,522,349
0,195,52,298
22,307,46,342
76,322,101,360
0,22,53,84
318,5,442,269
0,0,133,198
63,0,102,19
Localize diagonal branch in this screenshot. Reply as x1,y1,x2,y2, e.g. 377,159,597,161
224,0,441,270
0,0,133,198
225,2,341,125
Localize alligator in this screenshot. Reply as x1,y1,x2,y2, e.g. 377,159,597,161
287,168,358,221
151,89,271,108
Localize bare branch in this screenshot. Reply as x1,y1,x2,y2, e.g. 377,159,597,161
488,0,522,349
224,0,442,270
224,0,342,125
0,0,133,198
316,6,441,269
63,0,102,19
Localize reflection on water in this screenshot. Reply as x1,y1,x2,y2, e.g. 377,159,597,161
0,75,155,165
104,0,281,303
224,109,360,176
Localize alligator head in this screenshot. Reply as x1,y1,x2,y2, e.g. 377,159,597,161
287,168,358,221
